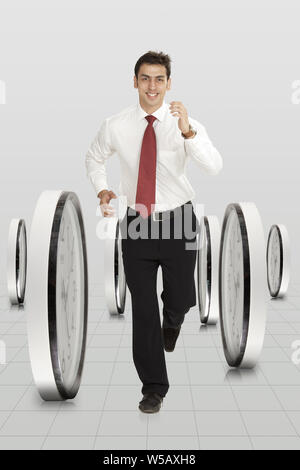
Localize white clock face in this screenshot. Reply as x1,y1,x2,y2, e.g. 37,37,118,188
17,223,27,299
221,208,244,361
198,225,208,319
267,227,281,295
56,198,85,389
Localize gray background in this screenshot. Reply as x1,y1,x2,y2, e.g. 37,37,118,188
0,0,299,284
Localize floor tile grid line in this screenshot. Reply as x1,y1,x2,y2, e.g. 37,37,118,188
87,297,127,348
39,297,111,447
0,284,298,446
0,317,27,325
180,329,207,451
86,311,107,326
39,303,109,449
213,338,255,450
275,294,300,334
259,293,300,365
266,312,297,328
0,323,14,335
210,326,229,359
8,344,29,366
267,296,294,312
91,309,128,450
87,323,100,336
1,432,299,438
278,300,300,364
86,301,124,352
265,324,300,366
0,343,28,372
2,327,27,336
86,320,114,348
266,312,300,334
285,295,300,311
270,302,300,313
264,300,300,385
258,362,300,440
90,308,107,317
6,432,199,437
0,370,46,438
284,293,300,364
0,330,29,377
39,401,65,448
3,305,26,332
0,303,27,370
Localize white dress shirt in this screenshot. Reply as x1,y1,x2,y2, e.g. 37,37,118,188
85,99,223,212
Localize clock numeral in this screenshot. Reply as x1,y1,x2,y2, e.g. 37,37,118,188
67,341,71,361
71,312,76,331
72,280,77,302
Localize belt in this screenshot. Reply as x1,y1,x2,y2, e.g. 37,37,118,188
128,201,192,222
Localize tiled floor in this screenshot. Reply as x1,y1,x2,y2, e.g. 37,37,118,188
0,280,300,450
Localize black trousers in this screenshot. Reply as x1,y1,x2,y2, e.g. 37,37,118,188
120,200,200,398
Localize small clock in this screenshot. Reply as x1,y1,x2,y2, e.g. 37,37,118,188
266,224,290,298
105,217,126,314
7,218,27,305
197,215,220,325
26,190,88,400
219,202,268,368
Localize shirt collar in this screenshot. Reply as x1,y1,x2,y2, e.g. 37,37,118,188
136,99,168,122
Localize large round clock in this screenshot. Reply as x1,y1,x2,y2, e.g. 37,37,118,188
26,190,88,400
219,202,268,368
197,215,220,325
105,216,126,314
7,218,27,305
266,224,290,298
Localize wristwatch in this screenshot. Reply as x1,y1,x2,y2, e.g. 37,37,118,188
181,124,197,139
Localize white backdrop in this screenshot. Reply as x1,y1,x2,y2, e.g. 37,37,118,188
0,0,299,287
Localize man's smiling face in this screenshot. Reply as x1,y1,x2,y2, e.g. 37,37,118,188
134,63,171,113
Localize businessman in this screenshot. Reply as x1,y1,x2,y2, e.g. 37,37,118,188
85,51,223,413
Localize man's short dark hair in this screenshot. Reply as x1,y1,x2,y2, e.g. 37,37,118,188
134,51,171,80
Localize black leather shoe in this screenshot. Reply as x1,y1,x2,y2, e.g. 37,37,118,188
162,325,181,352
138,393,163,413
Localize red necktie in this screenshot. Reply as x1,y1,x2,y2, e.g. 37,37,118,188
135,115,157,218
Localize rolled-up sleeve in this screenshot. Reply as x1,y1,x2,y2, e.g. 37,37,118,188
85,118,115,196
184,118,223,175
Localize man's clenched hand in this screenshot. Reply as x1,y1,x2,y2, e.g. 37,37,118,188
98,189,117,217
169,101,190,134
